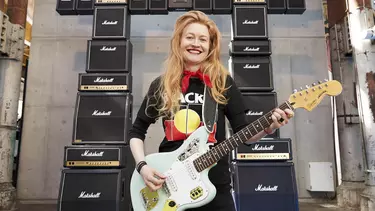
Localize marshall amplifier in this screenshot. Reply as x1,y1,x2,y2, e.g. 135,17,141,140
78,73,132,92
72,92,133,145
241,92,279,138
95,0,127,5
267,0,286,14
286,0,306,14
57,168,132,211
229,39,271,56
233,0,266,4
168,0,192,11
149,0,168,14
64,145,134,168
129,0,149,14
232,138,292,161
193,0,212,14
92,5,131,39
75,0,94,15
56,0,76,15
230,57,273,91
231,162,299,211
212,0,231,14
232,4,268,40
86,39,133,73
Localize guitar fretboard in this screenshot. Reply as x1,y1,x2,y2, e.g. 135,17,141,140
193,101,293,172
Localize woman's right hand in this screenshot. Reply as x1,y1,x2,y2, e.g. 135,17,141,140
140,165,166,192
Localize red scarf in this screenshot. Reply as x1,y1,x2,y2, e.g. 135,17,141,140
181,69,212,93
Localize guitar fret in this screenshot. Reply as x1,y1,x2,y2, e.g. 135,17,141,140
263,115,271,125
246,127,253,136
257,119,264,129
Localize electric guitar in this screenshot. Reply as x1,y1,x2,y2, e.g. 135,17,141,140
130,80,343,211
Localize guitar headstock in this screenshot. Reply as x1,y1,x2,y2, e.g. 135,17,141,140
288,79,342,111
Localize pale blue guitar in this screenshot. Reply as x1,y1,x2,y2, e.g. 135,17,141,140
130,80,342,211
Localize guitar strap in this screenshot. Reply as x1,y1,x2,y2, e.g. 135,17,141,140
202,85,218,133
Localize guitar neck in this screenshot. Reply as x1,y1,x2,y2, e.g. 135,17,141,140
193,101,293,172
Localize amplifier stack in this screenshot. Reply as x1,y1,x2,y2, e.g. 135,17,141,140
229,1,300,211
57,1,135,211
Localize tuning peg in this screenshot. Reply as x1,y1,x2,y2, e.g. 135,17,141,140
293,89,298,93
324,79,328,82
312,83,317,86
305,85,310,89
300,87,303,90
318,80,322,84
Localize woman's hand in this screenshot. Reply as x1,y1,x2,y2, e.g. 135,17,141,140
140,165,166,192
267,108,294,132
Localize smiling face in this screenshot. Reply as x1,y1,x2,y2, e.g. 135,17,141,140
180,22,210,70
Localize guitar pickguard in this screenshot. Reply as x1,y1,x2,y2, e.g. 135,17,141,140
177,138,201,162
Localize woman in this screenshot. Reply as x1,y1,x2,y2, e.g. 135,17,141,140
129,10,294,211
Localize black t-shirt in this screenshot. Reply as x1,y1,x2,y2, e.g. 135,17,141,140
128,75,249,185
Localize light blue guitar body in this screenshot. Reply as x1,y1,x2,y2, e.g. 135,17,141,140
130,126,217,211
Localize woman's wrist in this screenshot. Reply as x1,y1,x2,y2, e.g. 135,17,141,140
264,127,274,135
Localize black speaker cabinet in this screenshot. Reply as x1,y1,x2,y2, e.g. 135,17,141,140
95,0,128,5
233,0,266,5
57,169,132,211
76,0,94,15
267,0,286,14
92,5,131,39
232,4,268,40
230,40,271,56
193,0,212,14
231,57,273,91
286,0,306,14
78,73,132,92
212,0,231,14
72,92,133,145
168,0,192,11
64,145,134,168
56,0,76,15
129,0,149,14
86,40,133,73
241,92,279,138
231,162,299,211
149,0,168,14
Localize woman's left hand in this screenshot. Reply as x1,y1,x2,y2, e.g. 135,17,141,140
268,108,294,131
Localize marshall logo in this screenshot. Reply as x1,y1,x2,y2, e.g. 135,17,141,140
94,77,114,83
81,150,104,157
243,64,260,69
255,184,278,192
242,20,259,25
100,46,116,51
92,110,112,116
246,111,263,116
78,191,101,199
252,144,274,151
243,47,260,52
102,20,118,25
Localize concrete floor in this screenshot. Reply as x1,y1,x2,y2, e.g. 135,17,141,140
16,202,350,211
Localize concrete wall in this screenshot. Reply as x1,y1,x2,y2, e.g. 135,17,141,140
16,0,334,202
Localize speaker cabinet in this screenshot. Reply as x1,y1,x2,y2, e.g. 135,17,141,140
233,0,266,5
230,40,271,56
92,5,131,39
231,162,299,211
149,0,168,14
64,145,134,168
78,73,132,92
76,0,94,15
168,0,193,11
129,0,149,14
193,0,212,14
232,4,268,40
212,0,231,14
267,0,286,14
286,0,306,14
57,169,132,211
86,40,133,73
72,92,133,145
230,57,273,91
241,92,279,138
56,0,76,15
